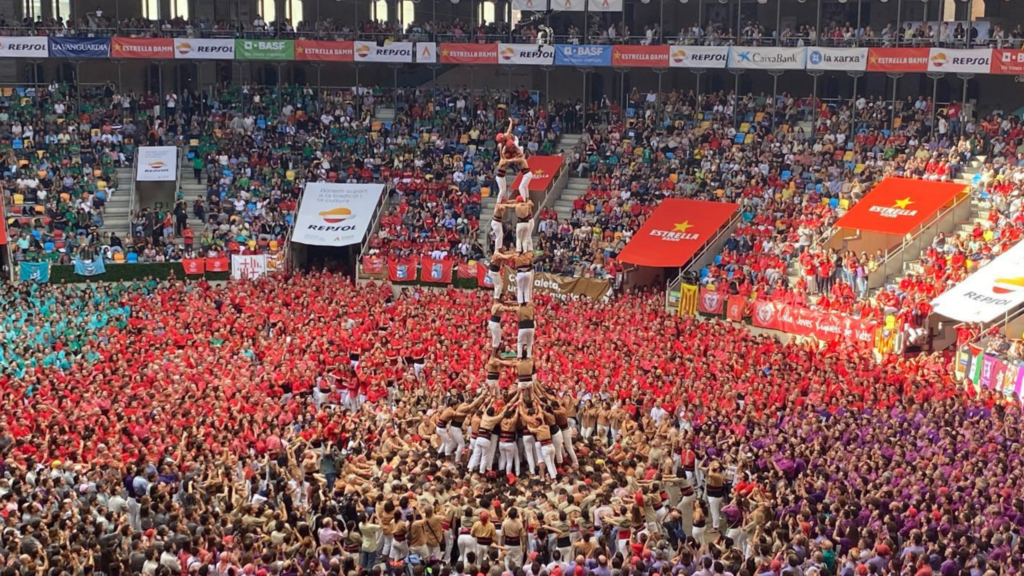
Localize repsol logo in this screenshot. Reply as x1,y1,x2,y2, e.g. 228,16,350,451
4,43,45,51
379,48,411,56
307,224,357,232
951,57,989,66
198,46,232,53
690,53,726,62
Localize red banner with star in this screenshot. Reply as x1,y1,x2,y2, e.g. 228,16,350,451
834,178,967,235
617,199,739,267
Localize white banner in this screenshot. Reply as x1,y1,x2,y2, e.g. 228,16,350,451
511,0,548,9
588,0,623,10
291,182,386,247
499,43,554,65
669,46,728,69
172,38,234,60
550,0,584,11
806,47,868,71
931,242,1024,323
0,37,48,58
232,254,268,280
416,42,436,63
727,47,806,70
354,41,414,63
927,48,992,73
136,146,177,181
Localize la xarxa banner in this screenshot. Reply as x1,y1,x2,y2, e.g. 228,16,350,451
927,48,991,74
295,40,353,62
49,37,109,58
511,155,563,192
416,42,437,63
181,258,205,275
867,48,929,72
931,241,1024,323
173,38,234,59
669,46,728,69
421,257,454,284
617,199,739,268
554,44,612,67
991,49,1024,74
0,37,48,58
751,300,877,344
205,257,229,273
612,45,669,68
728,47,806,70
291,182,385,247
235,39,294,60
806,47,867,71
834,178,965,235
440,43,497,65
112,37,173,59
495,268,611,301
232,254,269,280
354,41,413,63
698,288,726,315
498,44,554,66
136,146,177,182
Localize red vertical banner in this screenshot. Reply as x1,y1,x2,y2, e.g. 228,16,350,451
726,296,746,322
698,288,726,315
420,256,453,284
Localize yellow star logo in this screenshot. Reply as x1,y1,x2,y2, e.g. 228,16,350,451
673,221,694,233
532,169,545,175
441,49,450,57
295,46,304,54
893,197,914,209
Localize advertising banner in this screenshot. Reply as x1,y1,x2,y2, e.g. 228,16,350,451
698,288,726,315
205,257,229,273
495,268,611,301
927,48,992,73
866,48,929,72
554,44,612,67
421,257,454,284
354,41,414,63
612,45,669,68
588,0,623,11
669,46,728,69
511,155,563,192
48,37,110,58
291,182,385,247
19,262,50,283
806,47,868,71
727,47,806,70
834,178,966,235
931,241,1024,323
0,37,49,58
181,258,205,275
991,49,1024,75
512,0,548,9
440,43,498,65
498,43,554,65
136,146,178,182
295,40,353,62
232,254,269,280
112,37,173,59
235,39,294,61
617,199,739,267
416,41,437,63
550,0,584,10
173,38,235,59
751,300,878,344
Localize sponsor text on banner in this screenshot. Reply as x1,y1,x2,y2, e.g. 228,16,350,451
291,183,385,247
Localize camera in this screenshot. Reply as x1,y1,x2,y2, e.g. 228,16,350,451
538,25,553,46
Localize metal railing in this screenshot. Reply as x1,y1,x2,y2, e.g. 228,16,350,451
127,148,137,241
666,209,744,291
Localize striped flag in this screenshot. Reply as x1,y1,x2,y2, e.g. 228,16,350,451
678,284,698,317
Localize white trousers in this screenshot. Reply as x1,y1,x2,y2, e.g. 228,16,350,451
498,441,518,475
468,436,491,473
521,435,538,475
450,427,466,459
485,433,499,470
489,320,503,349
495,173,507,200
551,429,565,464
539,442,557,479
518,170,535,197
708,496,724,530
491,219,504,252
515,221,533,253
516,271,533,304
457,534,476,564
490,269,504,300
560,428,579,465
436,426,453,455
517,327,535,358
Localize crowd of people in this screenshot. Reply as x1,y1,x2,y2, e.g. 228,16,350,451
0,271,1022,576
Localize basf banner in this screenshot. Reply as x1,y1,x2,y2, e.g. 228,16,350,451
498,44,554,65
927,48,992,73
992,49,1024,75
806,47,868,71
353,41,414,63
112,37,174,59
728,47,806,70
235,39,294,60
291,183,386,247
136,146,177,182
173,38,234,59
669,46,728,69
554,44,612,67
931,242,1024,323
0,37,48,58
48,37,110,58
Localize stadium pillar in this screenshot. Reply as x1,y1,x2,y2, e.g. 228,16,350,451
354,64,361,119
768,70,783,132
957,73,973,137
895,0,902,46
579,68,592,130
693,69,704,102
927,73,942,140
197,65,203,116
849,71,863,141
541,67,554,109
730,70,742,128
809,71,822,127
855,0,862,45
966,0,973,47
616,69,627,122
74,61,82,109
775,0,781,47
815,0,822,46
654,68,666,124
887,73,902,127
117,61,123,93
